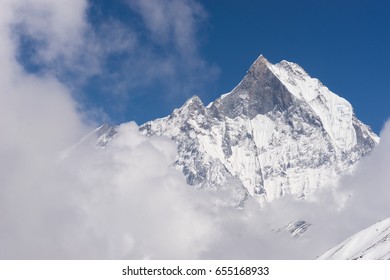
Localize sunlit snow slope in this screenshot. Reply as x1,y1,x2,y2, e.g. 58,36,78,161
318,218,390,260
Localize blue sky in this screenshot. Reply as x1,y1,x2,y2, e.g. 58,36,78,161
18,0,389,133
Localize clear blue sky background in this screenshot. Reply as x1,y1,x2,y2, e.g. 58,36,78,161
20,0,390,134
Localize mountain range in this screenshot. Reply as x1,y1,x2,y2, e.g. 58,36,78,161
96,55,386,258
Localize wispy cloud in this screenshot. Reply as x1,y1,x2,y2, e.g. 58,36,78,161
107,0,219,102
127,0,206,56
10,0,218,123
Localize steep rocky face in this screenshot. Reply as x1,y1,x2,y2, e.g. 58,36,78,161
96,123,118,148
209,55,294,119
277,220,311,239
138,55,378,205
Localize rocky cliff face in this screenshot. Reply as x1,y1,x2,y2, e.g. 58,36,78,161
100,55,379,206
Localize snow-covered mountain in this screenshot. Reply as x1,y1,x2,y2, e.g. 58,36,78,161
318,218,390,260
98,55,378,206
136,55,378,205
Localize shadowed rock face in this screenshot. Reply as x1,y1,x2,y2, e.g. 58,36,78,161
96,123,118,148
100,55,379,206
210,56,294,119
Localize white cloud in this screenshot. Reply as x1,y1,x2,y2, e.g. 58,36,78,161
336,121,390,229
13,0,88,62
0,0,218,259
8,0,218,121
127,0,206,56
101,0,219,101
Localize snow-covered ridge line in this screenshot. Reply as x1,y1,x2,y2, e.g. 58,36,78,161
60,125,105,159
267,58,379,150
318,218,390,260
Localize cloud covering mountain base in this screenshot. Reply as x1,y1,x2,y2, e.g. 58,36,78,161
1,114,389,259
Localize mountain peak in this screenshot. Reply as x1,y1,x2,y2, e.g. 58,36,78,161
253,54,269,64
186,95,203,104
247,54,270,74
139,54,379,203
172,95,205,118
210,54,293,119
181,95,204,110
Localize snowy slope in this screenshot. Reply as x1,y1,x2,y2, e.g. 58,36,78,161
137,55,378,205
318,218,390,260
60,124,111,159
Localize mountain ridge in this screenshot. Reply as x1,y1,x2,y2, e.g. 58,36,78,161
98,55,378,206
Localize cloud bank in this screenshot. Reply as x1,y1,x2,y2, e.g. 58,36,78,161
0,0,217,259
0,0,389,259
0,121,218,259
